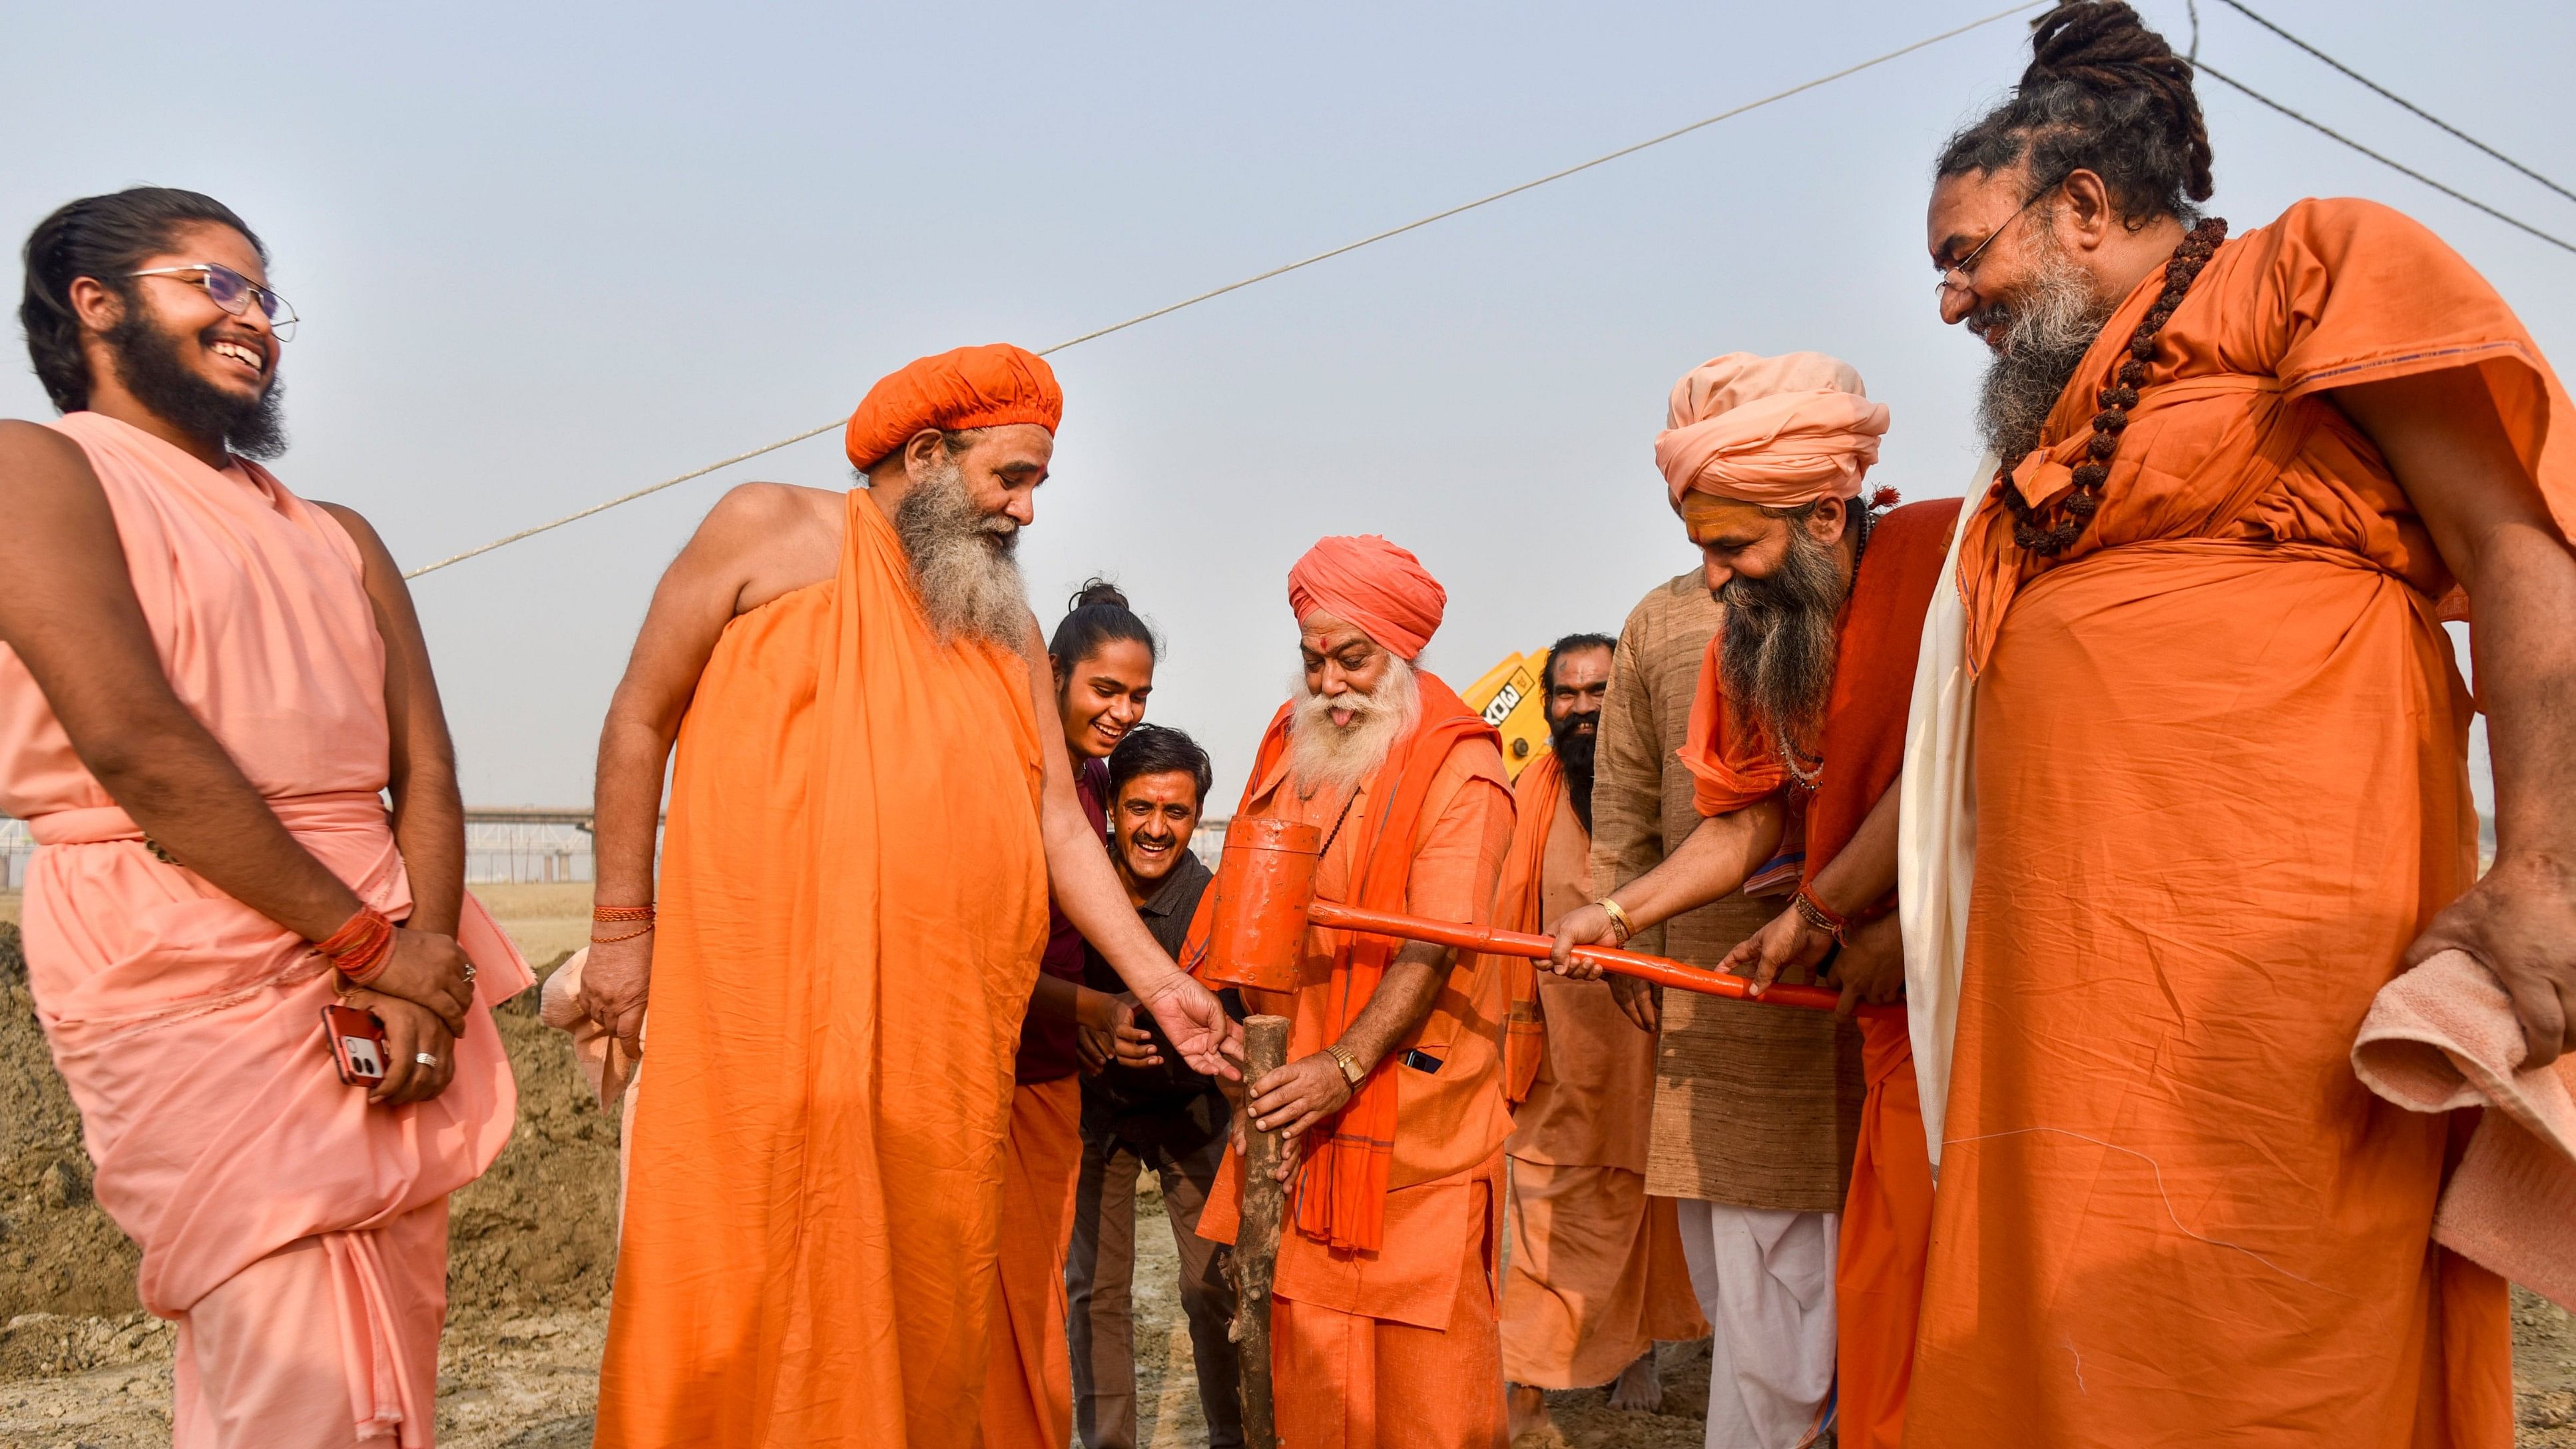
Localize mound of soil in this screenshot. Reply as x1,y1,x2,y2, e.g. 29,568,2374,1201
448,954,624,1314
0,926,623,1328
0,920,140,1324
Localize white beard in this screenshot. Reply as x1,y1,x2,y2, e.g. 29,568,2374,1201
1286,653,1419,798
892,456,1029,647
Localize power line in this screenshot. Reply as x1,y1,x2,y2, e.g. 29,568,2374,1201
2213,0,2576,207
404,0,2047,580
2196,60,2576,257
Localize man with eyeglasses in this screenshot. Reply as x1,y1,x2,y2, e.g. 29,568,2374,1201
1896,4,2576,1444
0,186,527,1444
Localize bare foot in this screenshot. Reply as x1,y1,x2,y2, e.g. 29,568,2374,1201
1506,1382,1553,1444
1607,1350,1663,1413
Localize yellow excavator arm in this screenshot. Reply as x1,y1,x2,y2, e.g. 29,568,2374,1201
1457,648,1555,780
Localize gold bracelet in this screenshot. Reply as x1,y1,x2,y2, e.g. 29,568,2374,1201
1596,897,1635,945
1324,1043,1367,1086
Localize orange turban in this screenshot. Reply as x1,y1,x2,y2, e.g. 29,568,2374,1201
1653,351,1889,509
844,343,1065,470
1286,535,1446,661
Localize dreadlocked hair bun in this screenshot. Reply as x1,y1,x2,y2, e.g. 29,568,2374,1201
1938,1,2212,224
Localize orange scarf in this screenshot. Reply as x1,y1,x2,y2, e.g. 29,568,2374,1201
1798,499,1957,892
1491,748,1563,1105
1224,671,1495,1253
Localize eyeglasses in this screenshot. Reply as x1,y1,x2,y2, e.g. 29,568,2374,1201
1932,178,2059,304
127,262,298,340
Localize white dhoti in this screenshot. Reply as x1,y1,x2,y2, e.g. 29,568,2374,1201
1675,1201,1837,1449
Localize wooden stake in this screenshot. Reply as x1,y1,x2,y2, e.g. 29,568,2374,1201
1233,1014,1290,1449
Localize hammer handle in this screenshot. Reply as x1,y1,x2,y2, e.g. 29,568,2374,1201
1303,900,1896,1017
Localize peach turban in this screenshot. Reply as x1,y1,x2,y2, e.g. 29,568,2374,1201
1653,351,1890,509
1287,535,1446,661
844,343,1065,469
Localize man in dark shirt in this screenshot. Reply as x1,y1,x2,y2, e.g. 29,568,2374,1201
1068,724,1242,1448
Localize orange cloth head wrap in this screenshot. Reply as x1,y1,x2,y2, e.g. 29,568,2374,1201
1286,535,1447,661
1653,351,1890,509
844,343,1065,470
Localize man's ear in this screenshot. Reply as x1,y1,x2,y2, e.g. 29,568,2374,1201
1804,496,1852,547
2058,168,2116,252
899,428,945,481
67,276,127,336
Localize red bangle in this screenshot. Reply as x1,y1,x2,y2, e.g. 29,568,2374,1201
592,902,655,944
1790,886,1850,948
317,904,397,987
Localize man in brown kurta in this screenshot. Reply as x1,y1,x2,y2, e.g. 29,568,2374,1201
1588,571,1860,1436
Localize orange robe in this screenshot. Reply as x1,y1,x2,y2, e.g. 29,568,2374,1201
595,491,1051,1448
1678,499,1955,1449
0,413,529,1448
1912,198,2576,1448
979,763,1109,1449
1794,502,1953,1449
979,1074,1084,1449
1197,672,1517,1449
1496,750,1706,1389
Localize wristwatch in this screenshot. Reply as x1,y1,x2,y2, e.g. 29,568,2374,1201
1324,1043,1367,1087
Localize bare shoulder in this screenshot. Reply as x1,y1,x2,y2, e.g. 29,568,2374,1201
306,501,421,602
0,418,94,491
310,499,388,555
1016,605,1047,663
706,479,843,531
0,420,118,560
690,481,846,616
0,422,149,648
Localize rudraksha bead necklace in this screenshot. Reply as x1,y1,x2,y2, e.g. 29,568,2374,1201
2003,216,2229,556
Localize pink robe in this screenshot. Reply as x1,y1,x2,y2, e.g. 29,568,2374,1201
0,412,529,1447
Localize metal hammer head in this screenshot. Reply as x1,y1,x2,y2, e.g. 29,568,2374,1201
1206,816,1322,992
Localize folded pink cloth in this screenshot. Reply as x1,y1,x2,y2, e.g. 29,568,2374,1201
538,948,639,1113
2352,948,2576,1310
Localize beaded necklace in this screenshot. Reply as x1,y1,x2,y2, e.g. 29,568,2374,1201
2003,216,2229,556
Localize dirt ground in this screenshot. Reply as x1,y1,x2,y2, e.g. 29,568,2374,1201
2,895,2573,1446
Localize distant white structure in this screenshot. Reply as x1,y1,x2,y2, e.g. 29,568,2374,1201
1191,818,1228,873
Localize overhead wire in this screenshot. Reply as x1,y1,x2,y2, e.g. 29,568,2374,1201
403,0,2049,579
2192,60,2576,257
2210,0,2576,207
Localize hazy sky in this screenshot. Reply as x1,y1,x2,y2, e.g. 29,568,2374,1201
6,0,2565,809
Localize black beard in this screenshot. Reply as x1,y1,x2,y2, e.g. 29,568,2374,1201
1549,709,1598,834
1973,240,2115,464
103,306,287,460
1716,525,1846,751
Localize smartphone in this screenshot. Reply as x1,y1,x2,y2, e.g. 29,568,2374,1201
323,1003,389,1084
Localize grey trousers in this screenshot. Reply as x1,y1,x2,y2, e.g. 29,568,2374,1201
1066,1100,1244,1448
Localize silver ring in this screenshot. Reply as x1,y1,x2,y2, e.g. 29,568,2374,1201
414,1052,441,1068
461,962,477,984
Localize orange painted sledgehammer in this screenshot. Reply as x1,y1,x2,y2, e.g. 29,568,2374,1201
1210,815,1888,1015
